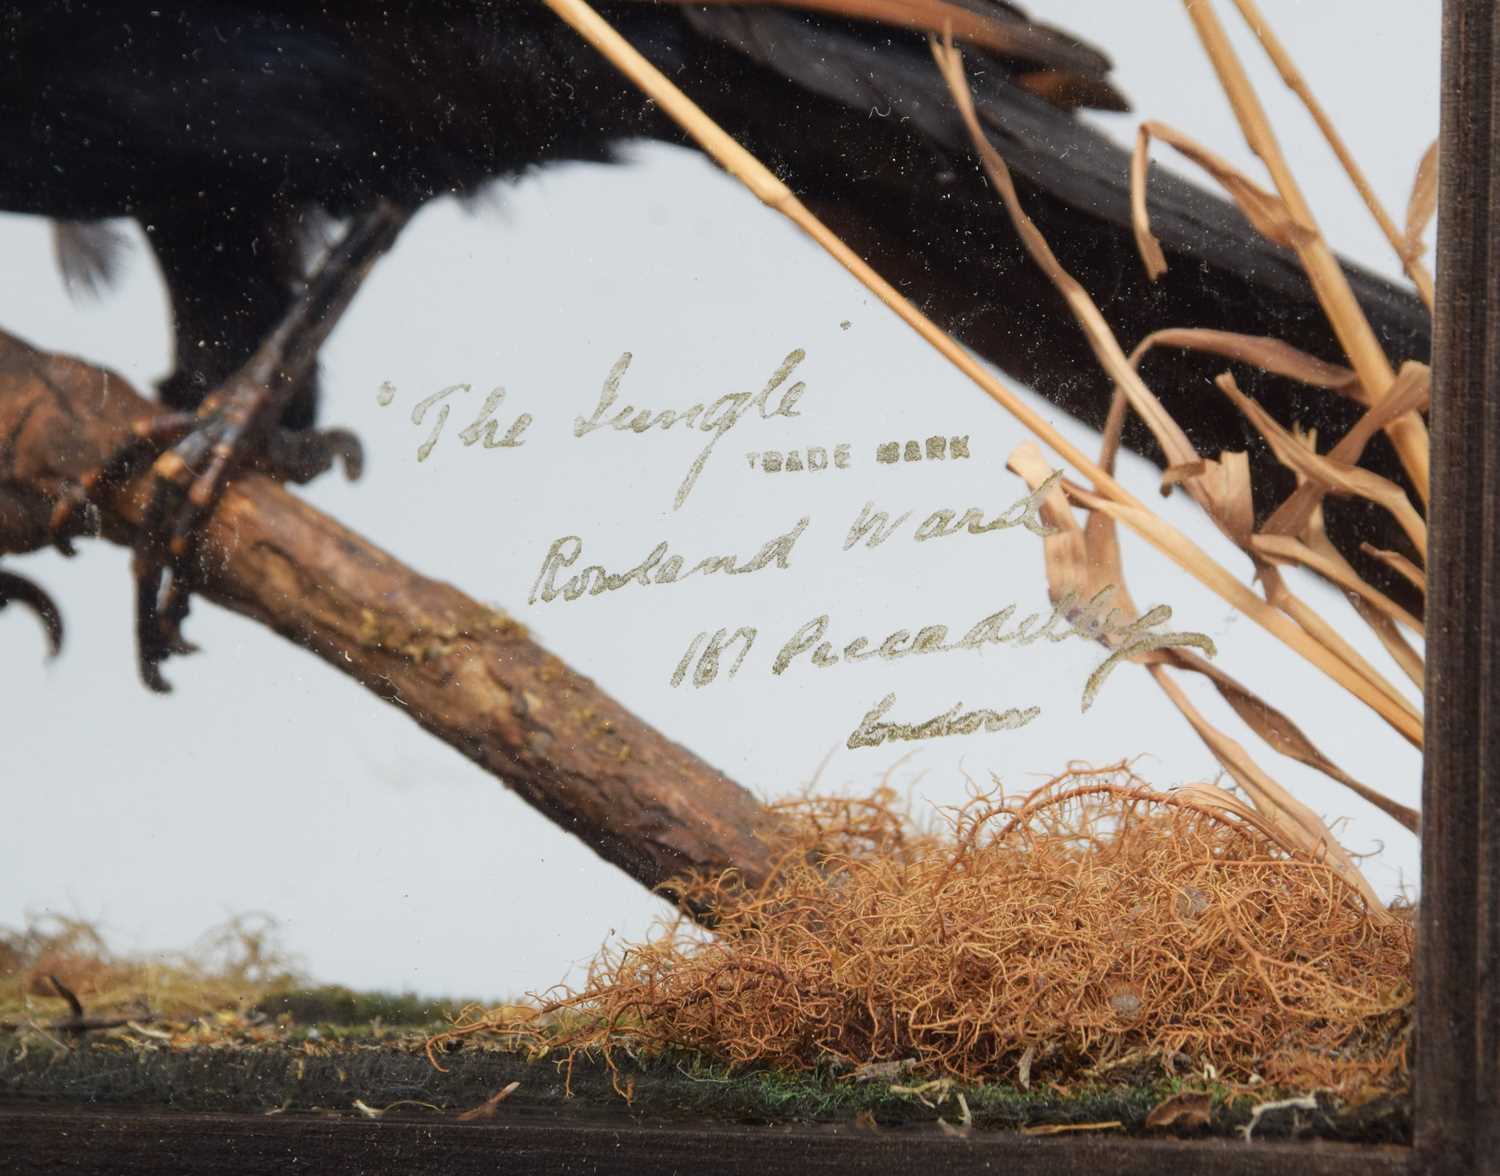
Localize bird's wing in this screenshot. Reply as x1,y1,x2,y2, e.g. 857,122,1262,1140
633,0,1128,110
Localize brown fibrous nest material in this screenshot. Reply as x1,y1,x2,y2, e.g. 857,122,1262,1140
433,766,1413,1098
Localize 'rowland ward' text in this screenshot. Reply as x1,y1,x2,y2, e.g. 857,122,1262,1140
529,517,810,605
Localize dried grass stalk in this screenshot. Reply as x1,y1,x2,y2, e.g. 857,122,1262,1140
1129,125,1170,280
1127,328,1361,403
928,34,1421,747
1132,120,1310,255
1215,373,1428,561
1299,505,1425,692
1003,80,1424,774
1404,140,1439,268
1362,545,1427,595
1062,479,1421,743
1112,334,1430,693
1228,0,1435,310
1141,671,1383,910
955,26,1423,858
1009,444,1415,853
1155,641,1420,832
1180,0,1429,504
1260,361,1431,547
1252,533,1423,638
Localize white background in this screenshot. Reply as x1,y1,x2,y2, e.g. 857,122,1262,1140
0,3,1435,1001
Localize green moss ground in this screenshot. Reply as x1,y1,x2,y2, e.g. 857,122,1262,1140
0,988,1409,1143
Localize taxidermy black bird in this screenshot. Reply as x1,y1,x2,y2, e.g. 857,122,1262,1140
0,0,1430,688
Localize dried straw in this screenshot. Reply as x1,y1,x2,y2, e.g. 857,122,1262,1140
1179,0,1429,505
1227,0,1435,311
931,31,1423,853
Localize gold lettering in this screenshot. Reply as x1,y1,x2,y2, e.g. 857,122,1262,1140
847,693,1041,749
773,615,829,675
1080,604,1217,711
958,607,1018,649
573,349,809,510
573,353,634,437
844,502,912,550
531,519,809,606
841,477,1065,551
914,510,958,541
774,594,1214,712
911,624,951,653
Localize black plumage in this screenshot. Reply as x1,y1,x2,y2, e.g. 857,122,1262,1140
2,2,1429,605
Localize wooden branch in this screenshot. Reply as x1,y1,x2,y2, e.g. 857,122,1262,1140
0,329,787,922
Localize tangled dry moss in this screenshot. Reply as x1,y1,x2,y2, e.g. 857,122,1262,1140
434,766,1413,1099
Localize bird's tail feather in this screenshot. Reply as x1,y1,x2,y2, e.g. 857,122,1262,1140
51,220,132,300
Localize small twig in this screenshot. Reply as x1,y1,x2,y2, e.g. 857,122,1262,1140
352,1098,445,1120
48,975,84,1020
1020,1120,1123,1136
456,1081,522,1121
0,978,170,1036
125,1021,175,1041
1242,1094,1319,1141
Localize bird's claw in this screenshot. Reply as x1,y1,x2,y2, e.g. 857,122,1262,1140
42,202,402,693
132,388,366,691
49,390,363,692
0,568,64,658
265,425,364,484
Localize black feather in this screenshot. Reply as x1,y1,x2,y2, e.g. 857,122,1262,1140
0,0,1429,611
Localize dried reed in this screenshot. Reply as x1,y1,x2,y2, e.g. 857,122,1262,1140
931,9,1431,891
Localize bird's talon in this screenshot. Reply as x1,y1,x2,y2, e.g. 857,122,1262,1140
0,569,65,658
330,429,364,482
262,424,365,485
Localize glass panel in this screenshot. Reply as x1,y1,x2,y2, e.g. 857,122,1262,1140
0,0,1433,1146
